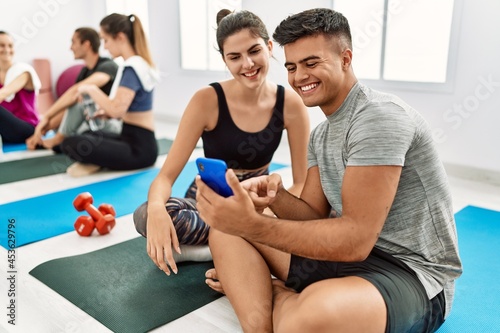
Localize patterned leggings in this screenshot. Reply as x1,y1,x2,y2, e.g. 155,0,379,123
133,168,269,245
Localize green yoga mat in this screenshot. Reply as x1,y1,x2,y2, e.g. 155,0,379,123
0,138,172,184
28,206,500,332
29,237,222,333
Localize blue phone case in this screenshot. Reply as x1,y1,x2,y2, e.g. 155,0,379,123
196,158,234,197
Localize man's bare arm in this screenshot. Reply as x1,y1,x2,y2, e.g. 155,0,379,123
197,165,401,262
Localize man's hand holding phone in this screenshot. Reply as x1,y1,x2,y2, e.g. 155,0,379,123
196,158,234,197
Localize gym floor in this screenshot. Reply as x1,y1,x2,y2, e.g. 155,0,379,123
1,120,499,332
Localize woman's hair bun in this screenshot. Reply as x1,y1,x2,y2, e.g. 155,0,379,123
216,9,232,26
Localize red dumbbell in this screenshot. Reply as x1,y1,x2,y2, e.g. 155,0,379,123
73,192,116,236
74,215,95,236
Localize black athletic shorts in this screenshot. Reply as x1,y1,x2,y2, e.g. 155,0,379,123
285,247,446,333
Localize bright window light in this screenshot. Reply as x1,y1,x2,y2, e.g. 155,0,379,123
334,0,457,86
179,0,242,71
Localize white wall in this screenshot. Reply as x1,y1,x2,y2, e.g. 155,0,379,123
149,0,500,177
0,0,107,86
381,0,500,176
2,0,499,177
147,0,331,125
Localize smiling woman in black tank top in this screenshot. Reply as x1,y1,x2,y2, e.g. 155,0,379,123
133,9,310,276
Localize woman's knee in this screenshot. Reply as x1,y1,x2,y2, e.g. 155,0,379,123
133,201,148,237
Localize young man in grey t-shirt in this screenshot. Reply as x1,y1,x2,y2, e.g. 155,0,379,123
195,8,462,333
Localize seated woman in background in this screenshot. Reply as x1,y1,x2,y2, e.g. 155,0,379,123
133,9,310,275
60,13,160,176
0,31,41,143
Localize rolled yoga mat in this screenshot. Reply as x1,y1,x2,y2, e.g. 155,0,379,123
1,131,56,153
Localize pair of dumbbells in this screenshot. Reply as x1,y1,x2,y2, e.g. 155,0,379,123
73,192,116,236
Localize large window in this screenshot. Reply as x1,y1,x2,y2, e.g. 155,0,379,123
334,0,462,91
179,0,242,71
176,0,461,89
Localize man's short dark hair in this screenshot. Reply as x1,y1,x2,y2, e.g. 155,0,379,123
75,27,100,53
273,8,352,49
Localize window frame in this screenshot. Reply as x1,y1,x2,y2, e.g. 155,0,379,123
179,0,242,72
334,0,464,93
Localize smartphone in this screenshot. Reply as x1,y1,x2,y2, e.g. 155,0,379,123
196,157,233,197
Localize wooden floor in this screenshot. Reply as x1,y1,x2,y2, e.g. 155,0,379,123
1,121,499,333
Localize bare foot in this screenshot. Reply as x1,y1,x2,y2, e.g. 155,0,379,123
205,268,225,294
42,133,64,149
66,162,101,177
26,135,42,150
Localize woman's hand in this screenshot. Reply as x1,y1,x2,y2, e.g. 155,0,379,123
77,84,97,95
146,203,181,275
0,88,8,103
91,108,110,120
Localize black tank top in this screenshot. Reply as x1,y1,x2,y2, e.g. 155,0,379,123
201,82,285,170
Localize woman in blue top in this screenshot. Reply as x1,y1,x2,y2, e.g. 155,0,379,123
61,13,160,176
134,9,310,275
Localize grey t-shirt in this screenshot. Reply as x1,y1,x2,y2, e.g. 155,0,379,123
308,82,462,317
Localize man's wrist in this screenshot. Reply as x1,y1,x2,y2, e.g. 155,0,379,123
270,185,285,206
242,211,267,240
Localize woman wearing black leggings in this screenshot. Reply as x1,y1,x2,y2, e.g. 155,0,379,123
61,13,160,176
0,31,41,144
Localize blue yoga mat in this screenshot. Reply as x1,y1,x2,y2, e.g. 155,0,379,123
437,205,500,332
0,161,286,249
1,168,159,249
1,131,55,153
